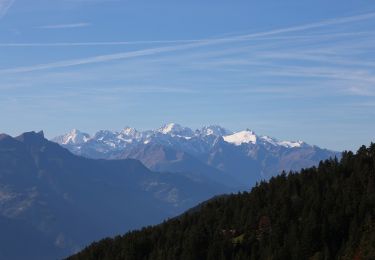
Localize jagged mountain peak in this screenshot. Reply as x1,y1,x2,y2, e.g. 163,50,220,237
93,130,117,140
0,131,46,147
121,127,138,136
16,130,46,143
199,125,232,136
158,123,194,137
53,129,90,145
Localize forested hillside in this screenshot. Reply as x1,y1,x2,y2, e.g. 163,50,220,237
69,144,375,260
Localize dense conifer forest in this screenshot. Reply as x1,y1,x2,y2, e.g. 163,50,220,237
69,144,375,260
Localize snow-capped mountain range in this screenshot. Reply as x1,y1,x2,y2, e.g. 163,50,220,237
53,123,338,187
55,123,306,149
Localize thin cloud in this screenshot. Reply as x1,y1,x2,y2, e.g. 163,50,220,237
239,12,375,39
0,0,15,18
0,43,207,74
37,23,91,29
1,11,375,74
3,12,375,48
0,39,203,47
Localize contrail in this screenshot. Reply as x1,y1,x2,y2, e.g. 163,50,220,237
0,39,204,47
1,11,374,74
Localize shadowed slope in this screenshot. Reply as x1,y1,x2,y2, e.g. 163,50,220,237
0,131,229,260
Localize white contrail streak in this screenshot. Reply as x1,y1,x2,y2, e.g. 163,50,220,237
1,12,374,74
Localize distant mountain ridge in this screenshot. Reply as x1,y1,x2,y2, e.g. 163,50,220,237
0,131,228,260
53,123,339,187
54,123,306,148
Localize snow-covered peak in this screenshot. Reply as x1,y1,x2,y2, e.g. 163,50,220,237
158,123,180,134
223,130,257,146
61,129,90,145
118,127,143,143
199,125,233,136
260,135,306,148
278,140,305,148
260,135,278,146
121,127,138,136
158,123,194,137
93,130,117,141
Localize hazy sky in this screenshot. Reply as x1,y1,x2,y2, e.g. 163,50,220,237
0,0,374,151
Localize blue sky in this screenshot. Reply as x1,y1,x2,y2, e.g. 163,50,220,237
0,0,375,151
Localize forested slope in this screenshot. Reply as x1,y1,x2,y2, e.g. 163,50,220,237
69,144,375,260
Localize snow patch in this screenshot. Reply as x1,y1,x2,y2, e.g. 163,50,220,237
260,135,278,146
223,130,257,145
278,140,304,148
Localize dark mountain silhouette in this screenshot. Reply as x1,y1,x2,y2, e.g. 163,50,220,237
0,131,229,260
